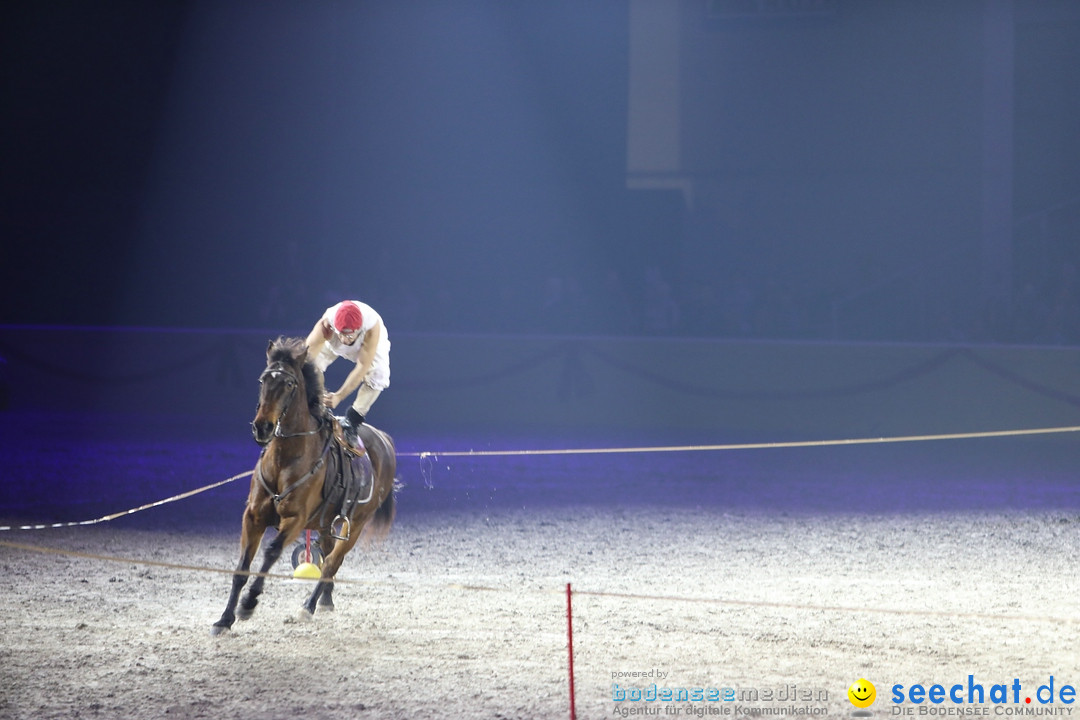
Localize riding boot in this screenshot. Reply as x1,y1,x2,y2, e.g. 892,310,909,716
342,408,364,450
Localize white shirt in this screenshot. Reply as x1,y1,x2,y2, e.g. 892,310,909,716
318,301,391,389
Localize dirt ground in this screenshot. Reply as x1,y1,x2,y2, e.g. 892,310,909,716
2,417,1080,719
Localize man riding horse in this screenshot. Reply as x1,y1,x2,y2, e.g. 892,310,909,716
210,336,397,635
304,300,391,448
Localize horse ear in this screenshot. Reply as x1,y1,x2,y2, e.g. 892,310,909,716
297,344,309,365
266,339,275,359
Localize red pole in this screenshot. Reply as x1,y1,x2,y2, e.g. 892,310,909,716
566,582,577,720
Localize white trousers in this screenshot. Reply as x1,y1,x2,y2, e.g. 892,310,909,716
349,382,382,417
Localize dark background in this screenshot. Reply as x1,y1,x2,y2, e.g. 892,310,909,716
2,2,1080,549
2,1,1079,343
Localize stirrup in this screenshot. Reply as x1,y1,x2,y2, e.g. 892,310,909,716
329,515,351,541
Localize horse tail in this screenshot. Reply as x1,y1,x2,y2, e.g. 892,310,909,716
363,478,400,543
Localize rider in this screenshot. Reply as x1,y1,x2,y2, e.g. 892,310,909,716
304,300,390,447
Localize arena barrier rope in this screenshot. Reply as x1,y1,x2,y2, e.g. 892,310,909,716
403,424,1080,488
4,424,1080,530
1,538,1077,626
0,470,252,532
401,424,1080,460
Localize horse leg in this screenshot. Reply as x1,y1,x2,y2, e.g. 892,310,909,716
211,508,266,636
238,514,304,620
316,532,338,611
300,527,362,619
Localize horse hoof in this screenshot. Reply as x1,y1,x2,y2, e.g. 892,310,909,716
210,624,231,637
296,607,314,623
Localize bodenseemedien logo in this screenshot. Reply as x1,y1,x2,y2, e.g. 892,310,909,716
610,678,830,717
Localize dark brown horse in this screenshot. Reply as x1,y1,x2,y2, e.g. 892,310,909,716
211,337,397,635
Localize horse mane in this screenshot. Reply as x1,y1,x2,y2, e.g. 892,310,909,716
267,336,326,414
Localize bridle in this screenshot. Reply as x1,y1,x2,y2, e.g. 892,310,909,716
252,361,334,507
254,363,323,440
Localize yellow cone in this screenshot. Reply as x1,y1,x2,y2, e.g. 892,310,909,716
293,562,322,580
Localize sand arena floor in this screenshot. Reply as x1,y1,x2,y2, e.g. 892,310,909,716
2,413,1079,719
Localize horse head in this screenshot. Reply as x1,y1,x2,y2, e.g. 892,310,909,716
251,337,316,446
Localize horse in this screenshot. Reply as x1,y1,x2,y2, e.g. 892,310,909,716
211,336,397,636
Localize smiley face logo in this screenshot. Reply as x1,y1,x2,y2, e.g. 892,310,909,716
848,678,876,708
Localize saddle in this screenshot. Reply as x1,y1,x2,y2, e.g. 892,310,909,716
331,417,366,458
318,421,373,541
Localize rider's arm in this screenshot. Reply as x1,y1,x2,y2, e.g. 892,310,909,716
305,318,332,356
332,321,381,402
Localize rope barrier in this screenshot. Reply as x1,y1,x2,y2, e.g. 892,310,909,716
0,537,1076,626
4,424,1078,531
568,587,1080,625
0,470,252,532
0,538,299,581
401,424,1080,459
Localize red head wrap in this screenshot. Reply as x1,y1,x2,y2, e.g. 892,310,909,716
332,302,363,333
